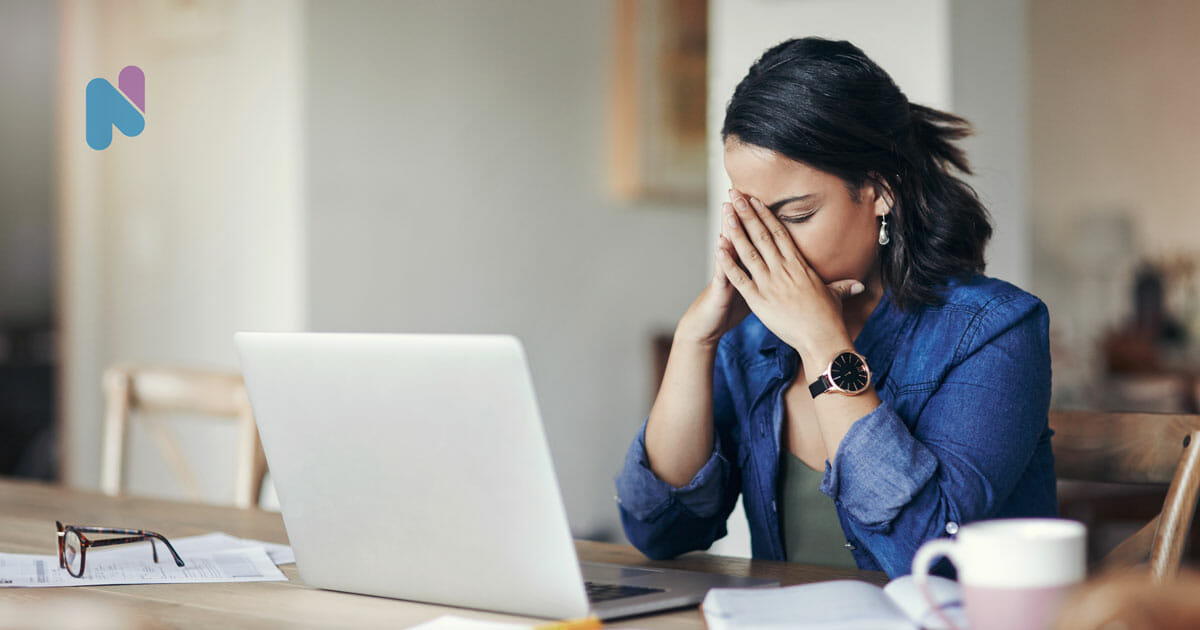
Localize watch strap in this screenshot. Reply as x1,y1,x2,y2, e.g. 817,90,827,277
809,374,833,398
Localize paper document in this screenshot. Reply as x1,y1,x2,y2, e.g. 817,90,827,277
0,539,288,588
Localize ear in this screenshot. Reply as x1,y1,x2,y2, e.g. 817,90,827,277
867,172,895,218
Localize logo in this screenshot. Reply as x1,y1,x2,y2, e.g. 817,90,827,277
86,65,145,150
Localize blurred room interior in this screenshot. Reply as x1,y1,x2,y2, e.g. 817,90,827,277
1,0,1199,559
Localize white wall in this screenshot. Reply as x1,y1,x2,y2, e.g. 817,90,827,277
302,1,707,540
950,0,1030,288
0,0,55,324
59,0,306,500
706,0,1030,557
1032,0,1200,258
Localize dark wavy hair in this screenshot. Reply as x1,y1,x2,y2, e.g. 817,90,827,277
721,37,991,311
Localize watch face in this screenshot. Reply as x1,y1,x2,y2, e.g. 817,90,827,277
830,351,870,393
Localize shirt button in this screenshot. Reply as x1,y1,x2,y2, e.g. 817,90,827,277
945,521,959,536
844,542,856,551
771,500,777,512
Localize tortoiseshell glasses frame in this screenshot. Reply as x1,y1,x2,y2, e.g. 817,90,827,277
56,521,185,578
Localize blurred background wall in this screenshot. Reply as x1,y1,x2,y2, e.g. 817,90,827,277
1031,0,1200,408
0,1,55,325
0,0,57,480
1,0,1198,551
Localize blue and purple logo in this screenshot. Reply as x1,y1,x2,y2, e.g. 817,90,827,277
86,65,145,150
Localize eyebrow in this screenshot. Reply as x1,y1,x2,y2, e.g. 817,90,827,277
766,194,818,213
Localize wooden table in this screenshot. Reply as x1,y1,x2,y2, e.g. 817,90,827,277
0,478,887,628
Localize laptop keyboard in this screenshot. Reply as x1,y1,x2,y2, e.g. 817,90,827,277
585,581,665,603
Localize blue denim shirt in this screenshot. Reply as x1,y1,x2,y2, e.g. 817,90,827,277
615,274,1056,577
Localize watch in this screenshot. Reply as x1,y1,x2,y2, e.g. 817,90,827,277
809,350,872,398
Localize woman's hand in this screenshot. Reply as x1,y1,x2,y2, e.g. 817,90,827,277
674,236,752,349
717,189,863,366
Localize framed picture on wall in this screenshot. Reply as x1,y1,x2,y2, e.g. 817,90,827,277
609,0,708,204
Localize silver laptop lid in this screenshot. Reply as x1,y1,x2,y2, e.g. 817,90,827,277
235,333,591,619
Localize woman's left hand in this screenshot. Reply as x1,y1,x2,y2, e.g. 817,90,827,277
717,189,863,367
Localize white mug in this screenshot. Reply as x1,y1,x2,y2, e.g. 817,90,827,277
911,518,1087,630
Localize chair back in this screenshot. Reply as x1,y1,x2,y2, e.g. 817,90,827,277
100,364,267,509
1050,409,1200,581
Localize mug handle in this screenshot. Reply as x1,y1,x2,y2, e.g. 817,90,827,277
911,538,964,630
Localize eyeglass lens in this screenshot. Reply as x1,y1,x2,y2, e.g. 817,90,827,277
63,529,83,576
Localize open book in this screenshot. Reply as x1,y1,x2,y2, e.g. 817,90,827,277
702,574,965,630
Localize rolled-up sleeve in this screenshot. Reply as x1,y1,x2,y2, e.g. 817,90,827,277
616,422,731,522
820,296,1053,576
615,344,743,560
820,401,939,528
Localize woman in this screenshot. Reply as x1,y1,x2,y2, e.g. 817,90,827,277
614,37,1056,577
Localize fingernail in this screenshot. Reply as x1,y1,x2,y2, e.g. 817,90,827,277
726,215,738,227
734,199,749,212
850,282,865,296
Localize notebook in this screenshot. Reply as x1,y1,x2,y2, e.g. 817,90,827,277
702,574,965,629
234,332,775,620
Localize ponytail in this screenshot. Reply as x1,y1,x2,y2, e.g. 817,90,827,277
886,104,992,309
907,103,972,176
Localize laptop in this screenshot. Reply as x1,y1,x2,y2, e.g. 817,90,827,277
234,332,775,620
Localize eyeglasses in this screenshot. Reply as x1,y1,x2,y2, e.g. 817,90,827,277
55,521,185,577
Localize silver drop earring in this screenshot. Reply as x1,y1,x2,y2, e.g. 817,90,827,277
878,215,890,246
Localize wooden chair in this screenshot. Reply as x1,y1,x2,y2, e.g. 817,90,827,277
101,364,268,509
1051,409,1200,581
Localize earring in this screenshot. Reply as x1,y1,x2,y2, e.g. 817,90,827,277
878,215,890,246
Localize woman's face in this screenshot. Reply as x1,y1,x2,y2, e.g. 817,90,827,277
722,138,889,286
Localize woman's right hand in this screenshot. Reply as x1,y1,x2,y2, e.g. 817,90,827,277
675,204,751,348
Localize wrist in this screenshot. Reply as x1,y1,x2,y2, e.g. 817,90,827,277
800,339,855,372
674,313,725,350
672,323,722,352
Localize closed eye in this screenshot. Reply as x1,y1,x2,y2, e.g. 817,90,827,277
778,208,819,223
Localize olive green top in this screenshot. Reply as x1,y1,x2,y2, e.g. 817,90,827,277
780,450,858,568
